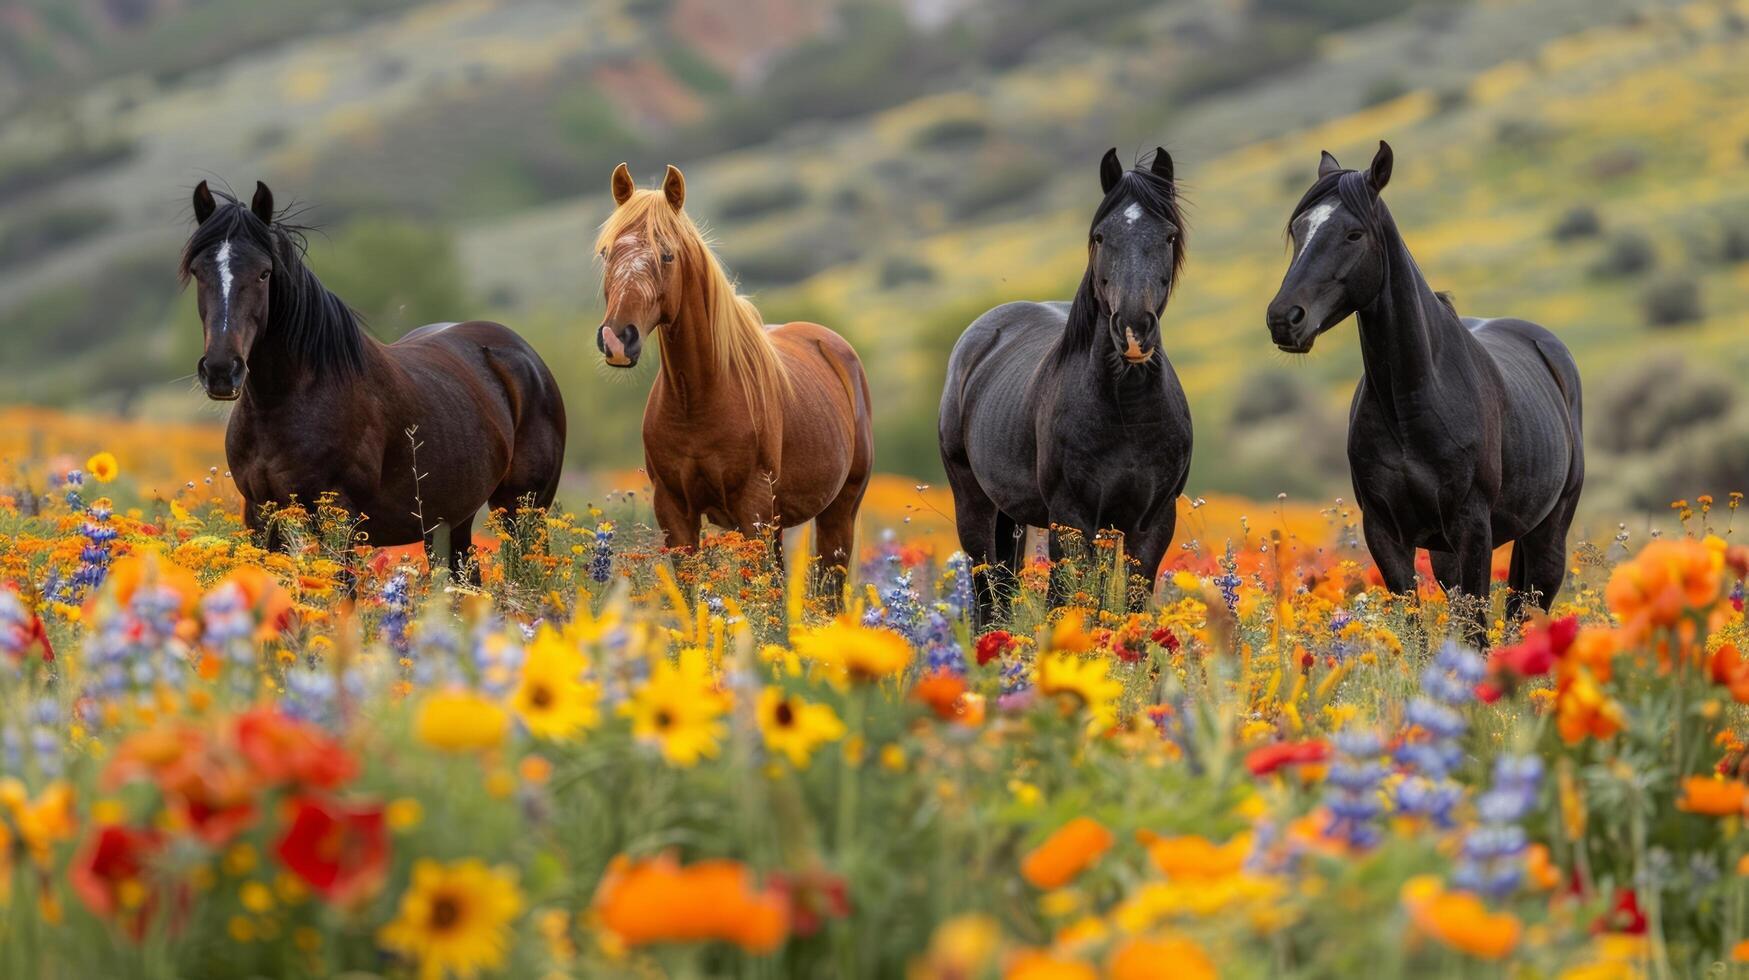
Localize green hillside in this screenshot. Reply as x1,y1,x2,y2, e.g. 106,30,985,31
2,0,1745,520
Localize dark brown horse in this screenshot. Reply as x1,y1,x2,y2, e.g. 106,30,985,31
181,181,567,578
594,164,874,601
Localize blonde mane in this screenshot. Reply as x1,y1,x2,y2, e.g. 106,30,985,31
596,190,790,430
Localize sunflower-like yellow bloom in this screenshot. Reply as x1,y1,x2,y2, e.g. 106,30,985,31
85,452,119,483
755,687,845,768
1035,653,1123,732
414,690,509,754
622,648,729,767
378,858,524,979
510,627,601,741
791,618,912,687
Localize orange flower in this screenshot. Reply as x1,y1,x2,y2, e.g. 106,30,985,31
1525,844,1562,891
1108,936,1217,980
1402,875,1521,960
1733,940,1749,962
1005,950,1098,980
1675,776,1749,816
212,566,294,642
1143,832,1249,881
1555,669,1624,744
1559,627,1619,688
235,708,357,790
1606,539,1721,639
593,853,789,953
102,554,201,618
1709,643,1749,703
1020,818,1113,890
912,671,969,721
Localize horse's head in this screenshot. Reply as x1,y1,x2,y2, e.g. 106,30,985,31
182,180,277,400
595,163,689,369
1088,147,1183,369
1267,141,1394,353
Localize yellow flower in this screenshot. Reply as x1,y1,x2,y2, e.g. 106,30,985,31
1035,653,1123,731
415,690,509,753
755,687,845,768
86,452,119,483
387,798,424,833
791,618,912,686
378,859,525,980
510,627,601,741
622,649,728,767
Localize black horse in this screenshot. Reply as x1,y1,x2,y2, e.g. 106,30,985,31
180,181,567,580
940,148,1192,625
1265,143,1583,635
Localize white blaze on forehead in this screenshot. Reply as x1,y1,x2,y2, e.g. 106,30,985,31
1293,203,1337,260
1123,202,1143,225
606,232,658,303
215,239,234,335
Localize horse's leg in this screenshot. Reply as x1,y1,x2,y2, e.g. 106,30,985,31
448,513,479,587
947,473,1001,629
1361,511,1417,596
1127,512,1175,614
652,484,701,552
990,511,1022,625
1514,491,1580,619
1429,550,1461,596
1452,510,1496,648
813,476,868,616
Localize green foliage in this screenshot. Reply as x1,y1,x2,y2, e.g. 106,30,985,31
308,219,473,338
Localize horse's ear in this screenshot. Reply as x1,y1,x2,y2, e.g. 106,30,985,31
1150,146,1174,184
1099,147,1122,195
661,165,685,211
1318,150,1342,178
611,162,635,205
250,181,274,224
192,180,216,224
1366,141,1392,193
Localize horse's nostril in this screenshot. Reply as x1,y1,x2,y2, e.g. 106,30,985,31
1287,306,1306,326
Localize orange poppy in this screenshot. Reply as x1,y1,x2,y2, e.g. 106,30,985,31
1020,817,1113,890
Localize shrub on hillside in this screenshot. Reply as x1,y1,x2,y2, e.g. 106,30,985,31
1642,276,1703,328
1594,355,1733,455
1589,230,1656,278
1549,205,1601,242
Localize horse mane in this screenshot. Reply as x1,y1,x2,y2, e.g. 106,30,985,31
178,191,369,378
1058,158,1187,366
596,190,790,429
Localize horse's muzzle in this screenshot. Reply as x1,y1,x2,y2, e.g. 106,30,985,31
1266,301,1315,353
599,323,641,368
197,355,245,400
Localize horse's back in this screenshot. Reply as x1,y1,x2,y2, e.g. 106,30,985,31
940,302,1064,524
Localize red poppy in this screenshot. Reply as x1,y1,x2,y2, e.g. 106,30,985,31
769,867,851,937
1591,888,1647,936
70,824,166,938
1245,739,1331,776
236,708,356,790
275,796,389,903
174,763,258,846
1151,628,1180,652
1478,616,1576,700
975,630,1015,666
2,589,54,663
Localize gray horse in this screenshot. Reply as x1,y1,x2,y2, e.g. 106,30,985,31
1266,142,1584,637
940,148,1192,626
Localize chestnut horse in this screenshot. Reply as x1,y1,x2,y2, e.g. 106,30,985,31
594,164,873,602
181,181,567,580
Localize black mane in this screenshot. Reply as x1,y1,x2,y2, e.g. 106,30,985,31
1059,158,1187,364
179,192,369,377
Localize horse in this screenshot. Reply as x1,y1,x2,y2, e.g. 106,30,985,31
1264,142,1584,638
593,164,874,604
939,148,1193,626
181,181,567,581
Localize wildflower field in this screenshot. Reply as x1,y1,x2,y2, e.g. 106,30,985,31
5,441,1749,980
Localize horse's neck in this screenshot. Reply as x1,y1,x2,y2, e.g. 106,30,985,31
1056,287,1170,420
655,277,738,419
242,281,380,406
1355,224,1471,423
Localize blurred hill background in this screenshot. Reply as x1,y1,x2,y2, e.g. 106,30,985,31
3,0,1748,520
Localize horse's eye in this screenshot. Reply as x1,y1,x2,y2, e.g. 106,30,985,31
1093,233,1103,245
661,251,673,263
1346,230,1364,242
258,269,271,281
1166,234,1177,245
